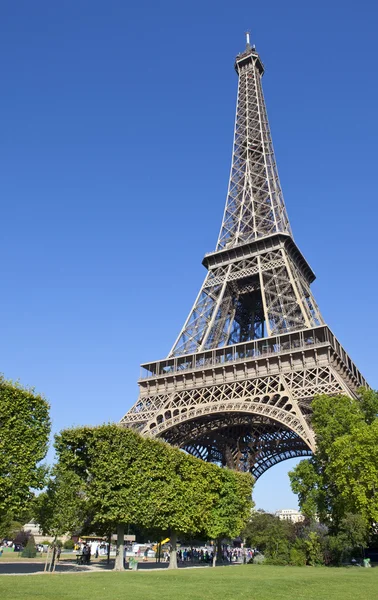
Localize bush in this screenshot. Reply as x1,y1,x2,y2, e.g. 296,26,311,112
289,547,306,566
21,536,36,558
305,532,324,566
265,556,289,565
252,553,265,564
14,529,30,547
63,539,74,550
56,539,63,548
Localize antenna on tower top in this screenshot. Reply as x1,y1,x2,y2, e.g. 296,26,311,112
245,31,251,49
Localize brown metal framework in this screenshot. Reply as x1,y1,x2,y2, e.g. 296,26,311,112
120,37,367,480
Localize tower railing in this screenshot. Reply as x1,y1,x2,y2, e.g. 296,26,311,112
139,325,366,388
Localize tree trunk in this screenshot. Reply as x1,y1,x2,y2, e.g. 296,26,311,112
107,531,111,565
49,535,57,572
212,542,217,568
217,538,223,565
168,532,178,569
114,523,125,571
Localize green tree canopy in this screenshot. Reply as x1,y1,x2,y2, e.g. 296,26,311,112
0,377,50,527
44,424,253,570
289,389,378,531
243,510,295,562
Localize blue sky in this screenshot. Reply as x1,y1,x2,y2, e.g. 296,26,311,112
1,0,377,512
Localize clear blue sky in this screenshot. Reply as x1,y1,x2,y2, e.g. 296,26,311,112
1,0,377,512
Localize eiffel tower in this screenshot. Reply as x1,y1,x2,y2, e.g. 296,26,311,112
121,34,367,479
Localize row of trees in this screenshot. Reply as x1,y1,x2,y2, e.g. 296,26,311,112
0,376,253,569
243,510,368,566
2,374,378,569
36,424,254,569
0,377,253,569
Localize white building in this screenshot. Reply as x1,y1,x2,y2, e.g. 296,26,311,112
275,509,304,524
22,521,69,544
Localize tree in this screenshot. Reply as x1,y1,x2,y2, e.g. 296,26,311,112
0,377,50,528
204,468,254,566
305,531,323,566
21,535,37,558
50,424,254,570
329,423,378,526
338,513,368,550
243,511,295,563
35,469,88,542
289,390,378,530
0,517,23,541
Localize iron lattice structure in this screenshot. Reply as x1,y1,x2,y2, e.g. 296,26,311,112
121,38,367,480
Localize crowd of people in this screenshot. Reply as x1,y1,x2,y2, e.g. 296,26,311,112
160,546,254,563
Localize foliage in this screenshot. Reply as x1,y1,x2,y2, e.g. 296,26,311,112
305,532,323,566
35,468,87,539
21,535,36,558
205,467,254,542
289,389,378,531
338,513,368,550
329,422,378,526
46,424,253,570
14,529,32,547
63,539,74,550
243,511,294,563
0,518,23,541
326,514,368,565
289,546,306,566
0,377,50,527
252,553,265,564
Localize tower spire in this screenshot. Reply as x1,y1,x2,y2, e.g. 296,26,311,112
245,30,251,49
217,42,291,250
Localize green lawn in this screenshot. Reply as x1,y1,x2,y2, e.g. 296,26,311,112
1,565,377,600
0,551,77,562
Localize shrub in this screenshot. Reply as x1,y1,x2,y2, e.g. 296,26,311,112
252,553,265,564
14,529,30,547
21,536,36,558
56,539,63,548
265,556,289,565
63,539,74,550
289,547,306,566
305,532,324,566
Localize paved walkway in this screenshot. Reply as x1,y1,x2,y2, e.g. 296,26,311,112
0,559,237,576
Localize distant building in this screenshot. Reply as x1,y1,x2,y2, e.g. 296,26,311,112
275,509,304,524
22,521,69,544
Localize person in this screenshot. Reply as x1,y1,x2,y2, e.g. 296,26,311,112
143,547,148,562
82,543,91,565
56,545,61,562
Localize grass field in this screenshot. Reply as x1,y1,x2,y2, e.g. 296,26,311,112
1,565,377,600
0,550,77,562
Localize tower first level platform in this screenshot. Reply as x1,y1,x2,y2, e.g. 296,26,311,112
120,324,366,479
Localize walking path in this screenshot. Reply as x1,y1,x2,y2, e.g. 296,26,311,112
0,559,230,576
